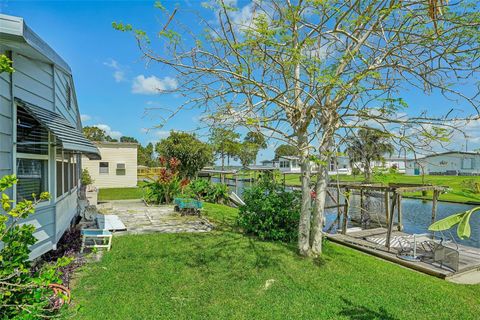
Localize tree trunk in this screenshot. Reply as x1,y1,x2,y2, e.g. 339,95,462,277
221,153,225,171
298,132,312,256
310,138,332,256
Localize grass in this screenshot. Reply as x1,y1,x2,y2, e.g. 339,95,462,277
98,187,143,201
283,173,480,204
68,204,480,320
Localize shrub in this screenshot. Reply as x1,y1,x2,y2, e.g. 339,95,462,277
238,178,300,242
0,175,72,319
463,179,480,194
143,157,188,204
81,168,93,186
186,179,229,203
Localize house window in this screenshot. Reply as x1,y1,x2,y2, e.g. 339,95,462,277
99,162,109,174
116,163,126,176
16,106,49,201
462,158,474,169
280,161,289,168
16,158,48,201
56,149,78,198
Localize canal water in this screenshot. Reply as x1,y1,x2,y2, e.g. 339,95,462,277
211,177,480,248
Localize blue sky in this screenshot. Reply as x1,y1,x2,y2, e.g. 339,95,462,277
1,0,479,161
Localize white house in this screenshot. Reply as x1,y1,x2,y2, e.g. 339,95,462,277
0,14,100,259
82,142,138,188
406,151,480,176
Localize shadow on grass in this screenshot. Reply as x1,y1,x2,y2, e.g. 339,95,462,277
338,298,398,320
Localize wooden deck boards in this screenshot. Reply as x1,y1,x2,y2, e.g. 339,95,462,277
327,228,480,279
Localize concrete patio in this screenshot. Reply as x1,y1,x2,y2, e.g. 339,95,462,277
96,200,214,235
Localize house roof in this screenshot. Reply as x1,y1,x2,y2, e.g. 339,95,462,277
407,151,480,161
0,14,71,73
94,141,139,148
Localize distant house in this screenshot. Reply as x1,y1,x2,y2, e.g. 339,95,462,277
406,151,480,176
82,142,138,188
0,14,100,259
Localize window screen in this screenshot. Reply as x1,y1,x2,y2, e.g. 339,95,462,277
99,162,109,174
16,158,48,201
116,163,126,176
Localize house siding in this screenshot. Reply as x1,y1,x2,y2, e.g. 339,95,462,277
12,53,55,111
82,144,138,188
0,57,13,179
406,153,480,176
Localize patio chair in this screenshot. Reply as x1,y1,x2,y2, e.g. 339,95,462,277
80,229,113,253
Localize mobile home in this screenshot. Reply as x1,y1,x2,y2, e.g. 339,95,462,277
0,14,100,259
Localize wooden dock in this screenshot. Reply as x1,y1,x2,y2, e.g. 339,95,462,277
326,228,480,280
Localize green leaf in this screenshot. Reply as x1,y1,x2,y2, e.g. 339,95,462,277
457,207,480,239
428,212,465,231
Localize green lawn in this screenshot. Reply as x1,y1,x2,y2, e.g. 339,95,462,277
283,173,480,204
68,204,480,319
98,187,143,201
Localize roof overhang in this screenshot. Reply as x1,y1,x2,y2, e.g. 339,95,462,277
16,99,101,160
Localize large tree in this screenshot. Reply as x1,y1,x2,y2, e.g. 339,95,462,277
83,126,117,142
116,0,480,256
345,128,394,182
274,145,299,160
156,131,213,178
120,136,139,143
244,131,267,164
138,142,158,167
209,127,241,170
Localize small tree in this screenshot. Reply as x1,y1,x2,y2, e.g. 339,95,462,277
0,175,71,318
345,128,394,182
156,131,213,178
238,142,258,168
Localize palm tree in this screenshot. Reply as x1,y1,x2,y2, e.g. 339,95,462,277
345,128,394,182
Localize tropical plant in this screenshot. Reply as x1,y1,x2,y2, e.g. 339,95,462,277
238,176,300,242
345,128,394,182
429,207,480,239
143,157,188,204
186,179,229,204
0,175,72,319
156,131,213,178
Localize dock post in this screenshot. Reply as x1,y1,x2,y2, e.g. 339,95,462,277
384,191,390,225
235,174,238,194
386,192,397,251
342,188,350,235
397,194,403,231
431,190,439,224
360,188,365,227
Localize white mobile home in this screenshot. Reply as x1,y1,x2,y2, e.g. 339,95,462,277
406,152,480,176
0,14,100,259
82,142,138,188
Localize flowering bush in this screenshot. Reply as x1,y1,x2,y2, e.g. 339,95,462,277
143,157,189,204
0,175,72,319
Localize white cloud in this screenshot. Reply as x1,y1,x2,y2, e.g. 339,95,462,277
93,124,122,140
80,114,91,122
103,58,126,82
131,75,178,95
